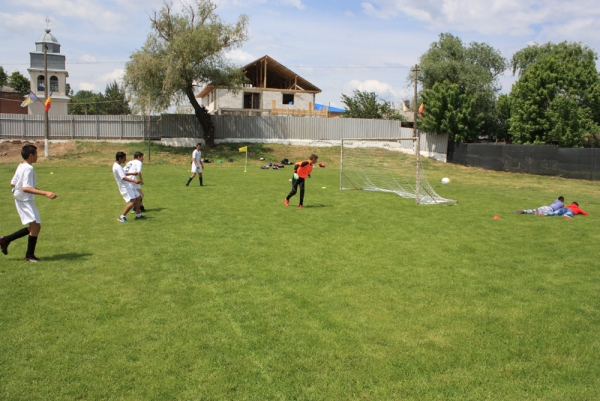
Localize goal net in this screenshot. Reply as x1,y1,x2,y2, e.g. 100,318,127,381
340,138,455,204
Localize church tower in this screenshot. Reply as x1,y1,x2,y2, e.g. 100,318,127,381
27,29,69,115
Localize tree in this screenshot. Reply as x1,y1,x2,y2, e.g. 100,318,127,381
416,33,507,141
8,72,30,95
124,0,249,147
420,81,482,142
0,66,7,88
509,42,600,147
340,90,406,121
68,82,131,115
103,81,131,115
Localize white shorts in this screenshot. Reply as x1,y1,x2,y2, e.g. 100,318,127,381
131,182,142,190
120,186,140,202
15,199,41,225
191,163,203,173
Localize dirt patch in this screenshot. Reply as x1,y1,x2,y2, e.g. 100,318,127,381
0,140,77,164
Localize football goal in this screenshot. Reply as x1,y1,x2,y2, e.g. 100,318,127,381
340,138,456,204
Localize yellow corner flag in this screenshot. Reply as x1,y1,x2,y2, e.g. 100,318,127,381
239,146,247,152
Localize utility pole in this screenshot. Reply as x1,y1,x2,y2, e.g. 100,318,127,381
43,32,49,157
412,64,421,204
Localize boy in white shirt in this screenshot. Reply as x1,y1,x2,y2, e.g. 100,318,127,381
1,144,57,262
186,143,204,186
124,151,145,213
113,151,143,223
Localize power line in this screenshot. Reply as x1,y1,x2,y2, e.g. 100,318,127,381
1,61,412,69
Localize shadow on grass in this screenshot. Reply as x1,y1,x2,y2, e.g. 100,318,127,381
43,253,93,261
144,207,167,213
303,204,331,208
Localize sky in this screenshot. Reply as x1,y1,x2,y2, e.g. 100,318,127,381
1,0,599,109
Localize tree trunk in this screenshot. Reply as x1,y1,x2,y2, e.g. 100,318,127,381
186,86,215,148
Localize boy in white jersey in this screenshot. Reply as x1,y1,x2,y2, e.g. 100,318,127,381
113,151,143,223
185,143,204,186
1,144,57,262
124,151,145,213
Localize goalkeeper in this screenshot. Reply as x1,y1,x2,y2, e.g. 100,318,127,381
284,154,318,209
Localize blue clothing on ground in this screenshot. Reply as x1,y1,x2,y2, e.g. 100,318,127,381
545,207,574,217
550,199,564,211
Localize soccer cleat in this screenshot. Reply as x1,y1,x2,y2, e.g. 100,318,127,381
135,215,146,220
562,215,573,220
140,206,146,212
535,209,541,216
118,216,128,223
24,256,40,262
0,236,8,255
298,205,303,209
284,199,289,207
131,209,137,214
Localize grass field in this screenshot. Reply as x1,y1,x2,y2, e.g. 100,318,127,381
1,141,600,400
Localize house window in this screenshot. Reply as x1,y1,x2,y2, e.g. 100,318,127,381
244,92,261,109
282,93,294,105
37,75,45,91
50,76,59,92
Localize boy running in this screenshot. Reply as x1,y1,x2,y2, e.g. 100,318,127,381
284,154,318,209
1,144,57,262
186,143,204,186
124,152,145,213
113,151,143,223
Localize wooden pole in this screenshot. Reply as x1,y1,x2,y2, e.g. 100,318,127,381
263,57,267,88
44,39,49,157
413,64,421,205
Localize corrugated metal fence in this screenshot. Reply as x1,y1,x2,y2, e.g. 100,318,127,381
0,113,448,157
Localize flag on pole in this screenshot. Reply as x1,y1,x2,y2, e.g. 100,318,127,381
402,100,410,112
418,103,424,116
20,91,39,107
44,92,53,111
238,146,247,152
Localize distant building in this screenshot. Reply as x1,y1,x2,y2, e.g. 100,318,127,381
197,56,331,117
27,29,69,115
0,86,27,114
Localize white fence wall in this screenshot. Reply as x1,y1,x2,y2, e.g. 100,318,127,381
0,113,448,161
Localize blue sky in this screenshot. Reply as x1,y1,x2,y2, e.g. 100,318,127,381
1,0,599,109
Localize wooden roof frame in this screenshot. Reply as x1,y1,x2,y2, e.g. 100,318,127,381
197,55,321,99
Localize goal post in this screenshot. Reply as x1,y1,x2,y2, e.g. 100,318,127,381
340,138,456,205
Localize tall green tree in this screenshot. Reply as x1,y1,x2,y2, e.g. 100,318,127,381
416,33,507,141
509,42,600,147
420,81,482,142
0,66,8,88
8,72,30,95
124,0,249,147
68,82,131,115
341,90,405,121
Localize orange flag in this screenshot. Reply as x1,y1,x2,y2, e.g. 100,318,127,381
418,103,424,116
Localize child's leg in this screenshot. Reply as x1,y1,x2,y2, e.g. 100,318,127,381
26,222,40,258
122,201,134,217
198,172,203,186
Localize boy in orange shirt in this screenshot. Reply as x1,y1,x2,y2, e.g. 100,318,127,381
284,154,318,209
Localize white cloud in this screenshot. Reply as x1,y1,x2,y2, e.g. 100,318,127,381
0,12,59,34
217,0,304,9
24,0,127,31
225,49,256,64
360,0,600,37
78,82,96,91
280,0,305,10
344,10,354,17
80,54,97,63
99,69,125,84
345,79,413,104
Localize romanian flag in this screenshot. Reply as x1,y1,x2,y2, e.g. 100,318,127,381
418,103,424,116
44,92,53,111
238,146,247,153
20,91,39,107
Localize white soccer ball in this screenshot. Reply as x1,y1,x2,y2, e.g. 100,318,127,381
441,177,450,184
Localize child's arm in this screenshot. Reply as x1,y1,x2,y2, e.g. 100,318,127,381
123,176,140,185
23,186,57,199
138,172,144,185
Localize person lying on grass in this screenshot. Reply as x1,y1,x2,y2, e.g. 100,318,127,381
539,202,589,220
514,196,564,215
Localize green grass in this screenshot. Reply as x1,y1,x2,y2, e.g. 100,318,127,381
1,142,600,400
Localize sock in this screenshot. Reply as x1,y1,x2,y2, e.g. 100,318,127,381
186,177,193,186
136,214,142,218
26,235,38,258
199,177,203,186
4,227,30,244
121,214,126,219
